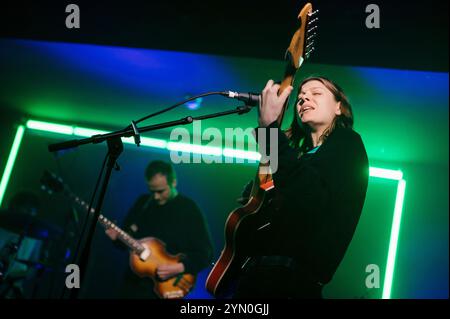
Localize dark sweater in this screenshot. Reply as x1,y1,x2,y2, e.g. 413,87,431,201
252,123,369,285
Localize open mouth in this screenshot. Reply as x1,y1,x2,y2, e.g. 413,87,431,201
300,106,314,116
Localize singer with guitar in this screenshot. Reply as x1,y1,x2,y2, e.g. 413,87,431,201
228,76,369,298
106,160,213,299
205,2,368,299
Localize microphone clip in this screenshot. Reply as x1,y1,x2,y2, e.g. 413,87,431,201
130,120,141,147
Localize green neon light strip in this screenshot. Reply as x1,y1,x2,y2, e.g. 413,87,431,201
26,120,74,135
369,167,403,180
25,120,405,178
223,148,260,161
167,141,222,156
0,125,25,206
26,119,255,158
382,179,406,299
3,119,405,299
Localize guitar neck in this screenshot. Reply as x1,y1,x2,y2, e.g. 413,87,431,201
98,214,144,253
277,64,297,125
67,192,145,254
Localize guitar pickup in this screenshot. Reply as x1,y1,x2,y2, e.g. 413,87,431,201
139,248,151,261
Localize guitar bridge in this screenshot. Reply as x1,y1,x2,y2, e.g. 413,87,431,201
163,290,184,299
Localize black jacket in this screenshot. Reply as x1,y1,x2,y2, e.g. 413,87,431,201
252,123,369,284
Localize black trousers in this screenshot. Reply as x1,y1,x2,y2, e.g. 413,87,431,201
233,257,323,299
118,271,158,299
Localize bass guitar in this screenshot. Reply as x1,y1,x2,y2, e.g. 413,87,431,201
41,170,195,299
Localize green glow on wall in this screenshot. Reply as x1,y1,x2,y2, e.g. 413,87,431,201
1,119,408,298
0,125,25,206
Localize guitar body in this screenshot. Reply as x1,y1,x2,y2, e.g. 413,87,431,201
206,175,281,297
206,3,317,297
129,237,196,299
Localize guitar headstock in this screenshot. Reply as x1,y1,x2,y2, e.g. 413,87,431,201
41,170,94,216
40,170,66,195
276,3,319,124
285,2,319,69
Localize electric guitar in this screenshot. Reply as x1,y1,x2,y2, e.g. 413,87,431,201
40,170,196,299
205,2,318,297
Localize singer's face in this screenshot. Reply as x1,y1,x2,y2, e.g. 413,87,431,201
147,173,176,206
296,80,341,128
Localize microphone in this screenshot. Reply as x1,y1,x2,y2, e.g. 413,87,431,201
221,91,260,106
222,91,304,107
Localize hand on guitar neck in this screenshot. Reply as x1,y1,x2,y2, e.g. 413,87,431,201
258,80,293,127
105,228,119,241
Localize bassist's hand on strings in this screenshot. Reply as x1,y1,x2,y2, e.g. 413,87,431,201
157,263,185,281
258,79,293,127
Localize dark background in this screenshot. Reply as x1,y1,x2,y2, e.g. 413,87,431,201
0,0,448,299
1,0,448,71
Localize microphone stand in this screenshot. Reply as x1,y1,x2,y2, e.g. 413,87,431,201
48,103,253,299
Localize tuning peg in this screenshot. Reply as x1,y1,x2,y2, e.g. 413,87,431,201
308,17,319,25
307,33,318,42
306,41,315,51
306,41,315,49
305,47,315,58
307,25,319,33
306,27,318,38
308,9,319,17
305,47,315,56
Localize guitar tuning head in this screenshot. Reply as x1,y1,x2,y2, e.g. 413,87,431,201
307,8,319,31
306,41,314,50
308,9,319,17
307,25,319,33
304,10,319,61
307,32,317,41
305,46,315,59
308,17,319,25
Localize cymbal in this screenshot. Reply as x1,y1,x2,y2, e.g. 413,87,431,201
0,209,62,240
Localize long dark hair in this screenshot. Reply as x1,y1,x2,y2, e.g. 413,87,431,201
285,76,354,154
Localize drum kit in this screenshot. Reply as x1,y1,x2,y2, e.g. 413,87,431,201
0,198,63,298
